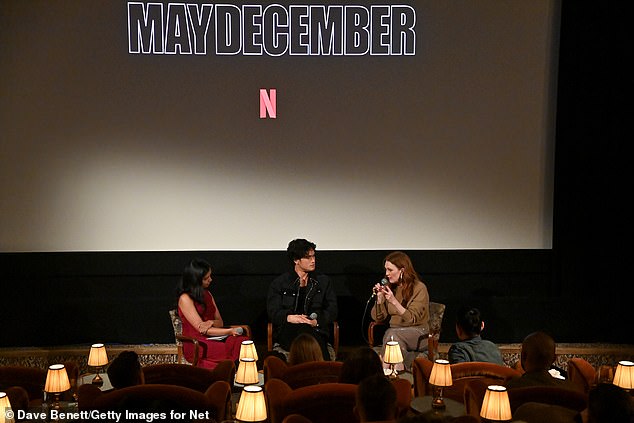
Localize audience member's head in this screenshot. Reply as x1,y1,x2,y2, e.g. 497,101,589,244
288,333,323,366
355,374,397,422
455,306,484,340
107,350,143,389
340,346,384,384
397,413,449,423
520,331,556,373
586,383,634,423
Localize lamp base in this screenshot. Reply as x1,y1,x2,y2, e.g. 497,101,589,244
431,397,446,410
92,373,104,387
387,365,399,379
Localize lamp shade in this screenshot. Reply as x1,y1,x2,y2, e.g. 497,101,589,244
87,343,109,367
239,340,259,361
383,340,404,365
235,358,259,385
44,364,71,393
613,360,634,389
429,359,453,387
236,385,267,422
480,385,512,421
0,391,15,423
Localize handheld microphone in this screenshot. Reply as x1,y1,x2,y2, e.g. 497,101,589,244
371,278,389,298
235,327,244,336
309,312,317,320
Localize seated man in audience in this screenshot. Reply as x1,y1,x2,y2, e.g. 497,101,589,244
107,350,144,389
447,306,504,365
355,374,398,423
505,331,575,390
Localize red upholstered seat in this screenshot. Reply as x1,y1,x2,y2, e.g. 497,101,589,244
265,379,358,423
567,357,596,394
77,381,230,422
263,355,343,388
464,379,588,420
0,362,79,404
412,356,521,401
282,414,314,423
143,360,235,390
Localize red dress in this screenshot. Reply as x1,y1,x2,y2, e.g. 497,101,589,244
179,291,248,369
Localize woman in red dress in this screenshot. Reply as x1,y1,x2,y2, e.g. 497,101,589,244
177,258,248,368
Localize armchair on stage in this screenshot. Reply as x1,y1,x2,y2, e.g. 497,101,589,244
267,321,339,361
368,301,446,361
169,309,252,366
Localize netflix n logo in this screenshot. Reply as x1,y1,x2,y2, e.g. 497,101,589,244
260,89,276,119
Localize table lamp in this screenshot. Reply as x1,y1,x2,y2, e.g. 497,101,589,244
0,391,15,423
480,385,512,422
613,360,634,391
44,364,71,410
87,343,109,386
235,385,267,422
384,339,404,378
235,358,259,385
239,340,258,361
429,359,452,409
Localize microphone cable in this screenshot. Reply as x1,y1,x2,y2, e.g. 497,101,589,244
361,292,376,346
361,278,389,345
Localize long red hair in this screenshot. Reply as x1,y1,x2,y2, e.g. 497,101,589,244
383,251,420,305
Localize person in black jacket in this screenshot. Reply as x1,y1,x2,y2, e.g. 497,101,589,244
267,238,338,360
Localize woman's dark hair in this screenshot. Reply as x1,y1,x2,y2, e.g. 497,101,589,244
340,346,384,384
456,306,483,337
287,239,316,262
175,258,211,306
356,374,397,421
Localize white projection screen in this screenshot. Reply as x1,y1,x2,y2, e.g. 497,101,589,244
0,1,559,251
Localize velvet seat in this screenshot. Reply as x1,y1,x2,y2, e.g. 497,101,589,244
266,377,411,423
77,381,230,422
263,355,343,388
143,360,235,390
412,357,521,401
567,357,596,394
265,379,358,423
464,379,588,420
0,362,79,404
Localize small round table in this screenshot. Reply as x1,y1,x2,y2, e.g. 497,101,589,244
410,396,465,418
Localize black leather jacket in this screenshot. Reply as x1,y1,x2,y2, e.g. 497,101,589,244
267,271,338,336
